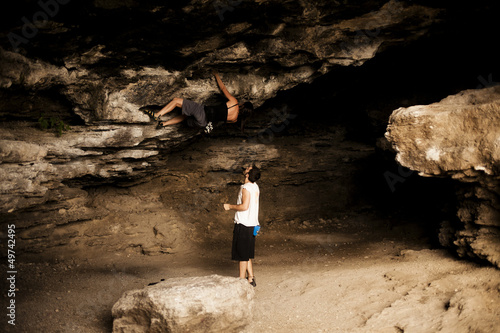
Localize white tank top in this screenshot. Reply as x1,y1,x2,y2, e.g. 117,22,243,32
234,182,260,227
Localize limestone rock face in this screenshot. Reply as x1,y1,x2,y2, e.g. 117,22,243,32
112,275,255,333
0,0,442,255
385,86,500,179
0,0,440,217
2,123,376,255
0,1,440,119
385,86,500,267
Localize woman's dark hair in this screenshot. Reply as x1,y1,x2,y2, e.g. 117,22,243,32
239,102,254,132
248,165,261,183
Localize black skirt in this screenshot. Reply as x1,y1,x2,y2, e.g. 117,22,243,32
231,223,255,261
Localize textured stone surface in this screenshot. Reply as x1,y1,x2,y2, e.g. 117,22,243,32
2,1,500,332
386,86,500,179
112,274,255,333
2,0,497,266
0,1,440,119
3,124,376,255
385,86,500,267
0,0,440,247
0,0,440,216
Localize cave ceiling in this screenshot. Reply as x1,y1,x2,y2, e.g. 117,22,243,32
1,0,445,113
1,1,498,121
0,0,499,214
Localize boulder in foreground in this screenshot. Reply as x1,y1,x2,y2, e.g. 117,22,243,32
112,274,255,333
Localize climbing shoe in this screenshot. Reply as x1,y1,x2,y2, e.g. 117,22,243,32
141,107,159,121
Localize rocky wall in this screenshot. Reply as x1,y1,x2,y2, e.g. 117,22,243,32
3,0,499,264
1,122,379,255
0,0,442,254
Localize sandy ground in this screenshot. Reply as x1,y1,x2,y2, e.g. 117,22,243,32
2,212,500,333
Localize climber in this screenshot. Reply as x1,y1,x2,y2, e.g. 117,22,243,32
142,72,253,134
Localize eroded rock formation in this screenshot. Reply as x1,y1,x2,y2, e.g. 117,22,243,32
0,0,440,251
112,274,255,333
385,86,500,267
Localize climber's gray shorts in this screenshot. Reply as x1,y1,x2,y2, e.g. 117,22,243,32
182,99,207,128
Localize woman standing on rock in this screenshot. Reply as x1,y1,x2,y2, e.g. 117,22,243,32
143,72,253,133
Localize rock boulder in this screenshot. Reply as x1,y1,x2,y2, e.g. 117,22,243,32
385,85,500,267
112,275,255,333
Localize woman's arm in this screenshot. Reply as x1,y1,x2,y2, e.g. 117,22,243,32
214,72,238,104
224,188,250,211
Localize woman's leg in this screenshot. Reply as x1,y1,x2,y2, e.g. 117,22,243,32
239,260,254,279
156,97,183,117
247,259,254,282
239,261,248,279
